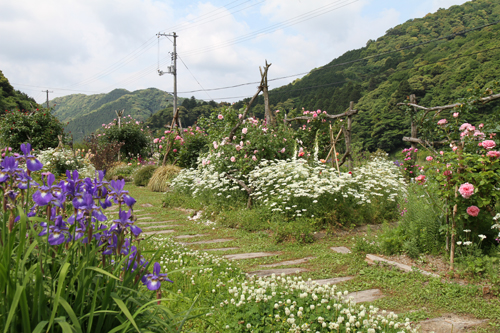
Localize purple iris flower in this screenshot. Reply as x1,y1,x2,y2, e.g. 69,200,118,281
110,209,142,236
0,156,22,182
16,171,38,190
141,262,173,291
19,143,43,172
32,173,57,206
47,216,70,245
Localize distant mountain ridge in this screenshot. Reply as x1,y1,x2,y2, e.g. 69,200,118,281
50,88,181,141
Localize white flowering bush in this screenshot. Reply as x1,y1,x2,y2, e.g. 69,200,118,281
215,274,416,333
171,155,406,223
37,147,96,178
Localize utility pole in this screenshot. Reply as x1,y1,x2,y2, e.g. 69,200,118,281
157,32,177,118
42,90,53,109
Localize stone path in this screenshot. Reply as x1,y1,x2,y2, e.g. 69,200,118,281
129,197,488,332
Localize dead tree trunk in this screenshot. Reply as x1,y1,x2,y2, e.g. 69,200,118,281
260,61,273,126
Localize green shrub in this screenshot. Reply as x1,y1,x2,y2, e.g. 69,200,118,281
0,108,66,150
379,182,444,258
106,163,137,181
98,116,151,159
133,165,157,186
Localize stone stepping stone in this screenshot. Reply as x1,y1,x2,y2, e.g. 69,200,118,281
203,247,239,252
136,221,179,226
137,217,156,220
135,214,153,217
247,268,308,277
141,203,153,207
418,314,488,333
331,246,351,254
143,229,175,235
174,234,208,239
182,238,234,245
310,276,355,286
345,289,384,303
366,254,440,278
260,256,316,268
224,252,280,260
142,225,181,231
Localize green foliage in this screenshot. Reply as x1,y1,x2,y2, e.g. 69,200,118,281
379,183,444,258
106,163,137,181
0,70,37,112
133,165,157,186
0,108,66,150
97,116,151,159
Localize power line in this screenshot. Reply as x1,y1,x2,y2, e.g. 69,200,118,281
195,44,500,101
176,19,500,94
180,0,358,57
177,54,213,100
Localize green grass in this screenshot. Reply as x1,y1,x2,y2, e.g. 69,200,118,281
125,184,500,332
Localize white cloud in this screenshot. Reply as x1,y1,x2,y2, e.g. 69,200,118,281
0,0,474,103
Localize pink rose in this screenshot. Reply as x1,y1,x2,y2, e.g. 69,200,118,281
242,128,248,134
486,151,500,158
426,156,433,161
453,112,459,118
459,123,472,131
218,114,224,120
312,113,318,118
230,156,236,162
480,140,496,150
415,175,426,184
252,155,257,161
466,206,480,217
173,149,177,153
236,145,242,151
159,145,162,149
458,183,474,199
439,151,444,155
153,138,159,144
437,119,447,126
479,123,484,129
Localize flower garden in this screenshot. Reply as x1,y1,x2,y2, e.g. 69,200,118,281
1,83,500,332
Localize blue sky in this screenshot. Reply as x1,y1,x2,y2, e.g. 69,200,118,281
0,0,469,104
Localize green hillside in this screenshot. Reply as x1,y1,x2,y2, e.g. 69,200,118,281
57,88,177,141
0,70,38,112
242,0,500,152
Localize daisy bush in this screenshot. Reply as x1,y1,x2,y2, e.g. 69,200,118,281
171,153,405,223
37,147,96,178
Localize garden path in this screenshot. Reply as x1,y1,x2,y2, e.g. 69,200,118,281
124,185,491,333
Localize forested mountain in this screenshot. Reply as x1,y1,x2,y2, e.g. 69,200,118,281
53,88,181,141
0,70,38,112
145,96,226,132
238,0,500,152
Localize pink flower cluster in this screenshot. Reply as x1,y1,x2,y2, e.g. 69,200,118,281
458,182,474,199
402,147,418,161
437,119,447,126
466,205,480,217
415,175,426,184
486,151,500,158
479,140,496,150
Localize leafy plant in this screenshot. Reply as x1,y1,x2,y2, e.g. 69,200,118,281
0,108,66,150
84,135,124,172
133,165,157,186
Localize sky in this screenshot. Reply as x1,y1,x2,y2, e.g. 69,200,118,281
0,0,471,105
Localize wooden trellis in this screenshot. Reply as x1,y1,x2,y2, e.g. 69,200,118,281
284,101,358,172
